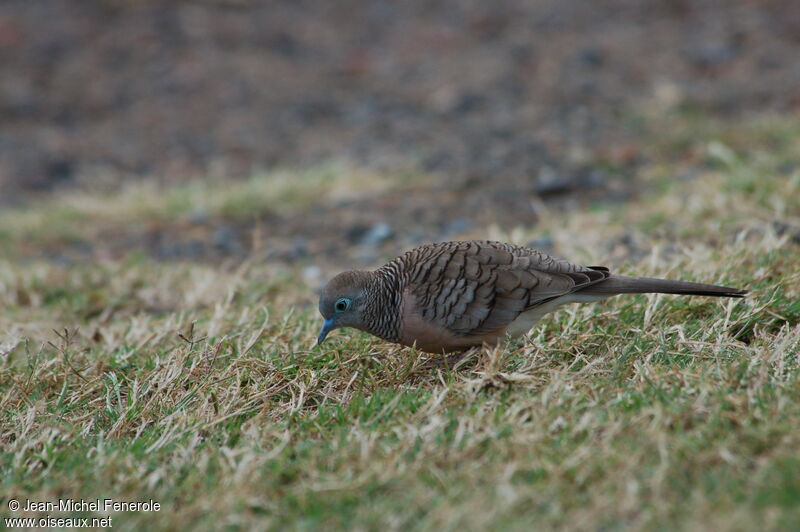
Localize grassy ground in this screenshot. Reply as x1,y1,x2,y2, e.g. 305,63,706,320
1,113,800,531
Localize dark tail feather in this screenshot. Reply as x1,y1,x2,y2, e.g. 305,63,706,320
582,274,748,298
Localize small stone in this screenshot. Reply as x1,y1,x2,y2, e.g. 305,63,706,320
535,166,573,196
212,225,237,251
527,236,553,250
359,222,394,247
579,47,605,67
288,237,309,259
303,265,322,287
442,217,471,236
690,41,738,69
773,221,800,245
189,209,210,224
187,239,206,259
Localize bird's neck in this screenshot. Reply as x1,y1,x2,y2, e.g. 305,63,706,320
362,264,405,342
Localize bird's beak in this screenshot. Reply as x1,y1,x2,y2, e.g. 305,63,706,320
316,318,335,345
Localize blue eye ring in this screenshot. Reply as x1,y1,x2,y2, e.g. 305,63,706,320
334,297,351,313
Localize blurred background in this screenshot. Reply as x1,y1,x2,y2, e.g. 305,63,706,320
2,0,799,267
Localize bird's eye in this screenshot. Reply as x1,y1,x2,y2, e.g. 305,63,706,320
334,298,351,313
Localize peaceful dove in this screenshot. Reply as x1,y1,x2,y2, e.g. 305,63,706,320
316,240,747,353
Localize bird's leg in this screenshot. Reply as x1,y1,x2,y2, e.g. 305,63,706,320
424,349,475,369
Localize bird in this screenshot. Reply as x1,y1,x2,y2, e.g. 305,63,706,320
316,240,747,354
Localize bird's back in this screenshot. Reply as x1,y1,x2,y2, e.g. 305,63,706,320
383,241,609,351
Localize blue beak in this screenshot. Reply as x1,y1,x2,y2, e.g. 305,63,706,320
317,318,335,345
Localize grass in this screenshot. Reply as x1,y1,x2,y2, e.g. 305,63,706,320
1,112,800,531
0,161,417,251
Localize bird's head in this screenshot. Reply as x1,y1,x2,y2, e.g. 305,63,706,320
316,270,373,345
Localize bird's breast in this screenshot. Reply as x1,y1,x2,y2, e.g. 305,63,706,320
398,288,505,353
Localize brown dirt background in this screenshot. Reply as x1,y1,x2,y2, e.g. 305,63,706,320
2,0,799,264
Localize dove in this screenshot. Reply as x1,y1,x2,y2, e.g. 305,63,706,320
316,240,747,353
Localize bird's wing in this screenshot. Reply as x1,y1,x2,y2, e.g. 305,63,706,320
403,241,609,336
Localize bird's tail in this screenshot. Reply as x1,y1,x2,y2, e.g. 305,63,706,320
582,274,748,298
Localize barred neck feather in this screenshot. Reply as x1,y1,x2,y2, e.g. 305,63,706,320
363,259,406,342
